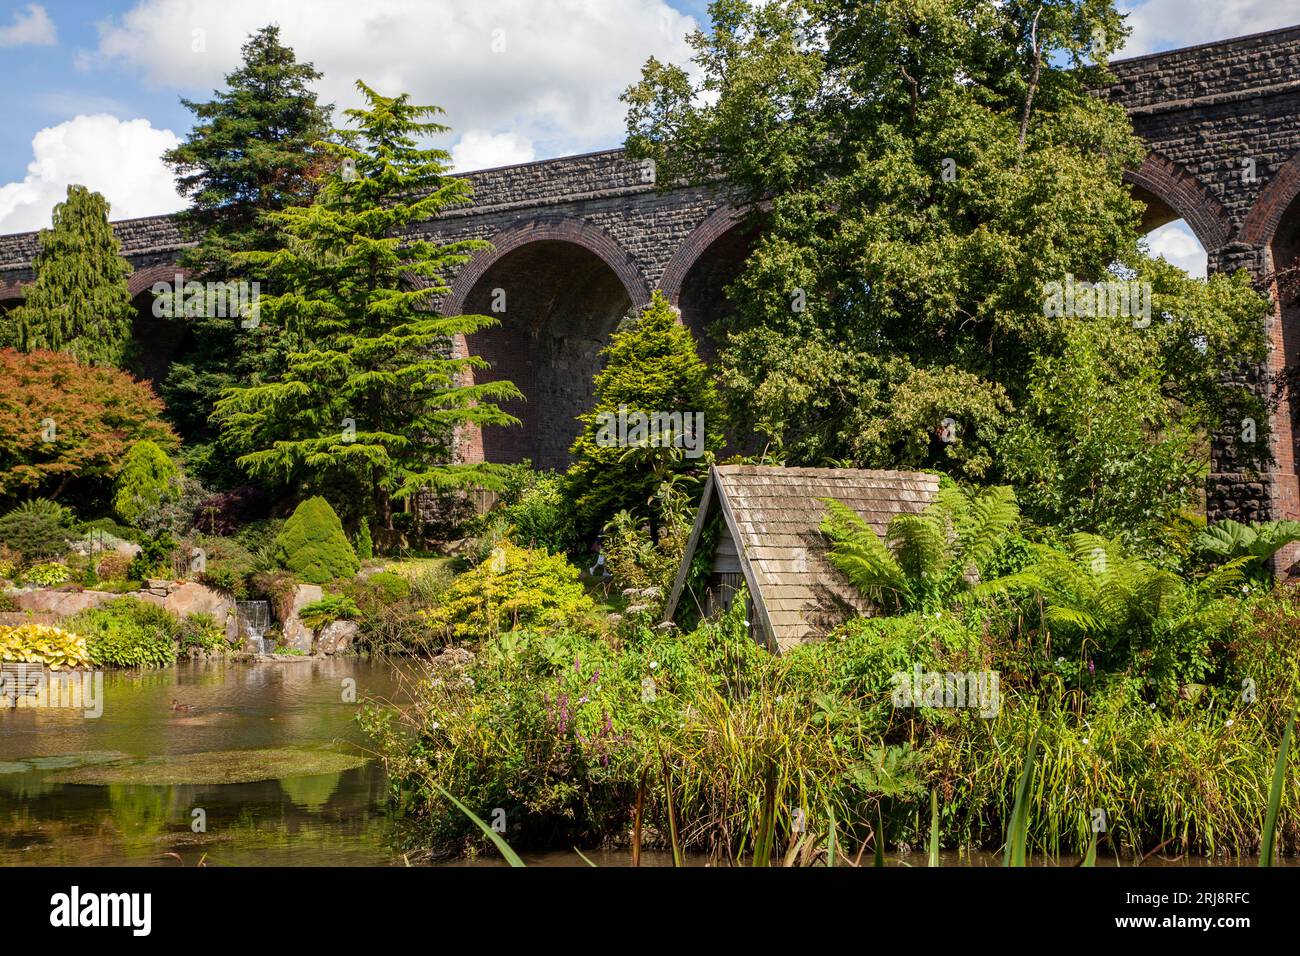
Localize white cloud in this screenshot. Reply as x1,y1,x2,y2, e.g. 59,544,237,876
81,0,697,167
0,114,185,234
1144,220,1208,278
450,130,535,173
0,3,56,47
1117,0,1296,57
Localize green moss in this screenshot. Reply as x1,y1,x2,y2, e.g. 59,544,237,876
274,497,359,584
48,748,366,786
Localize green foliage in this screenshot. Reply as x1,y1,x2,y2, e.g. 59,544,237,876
19,561,71,588
821,484,1020,613
273,497,359,585
212,81,522,521
996,534,1249,704
347,570,411,609
10,185,134,366
112,440,183,528
370,580,1300,860
176,613,229,655
600,481,695,616
127,533,176,582
193,534,267,598
496,468,576,554
623,0,1269,542
1197,519,1300,579
566,292,721,542
354,517,374,560
0,623,90,669
0,498,73,562
69,598,179,668
297,594,361,632
161,25,333,487
422,542,598,640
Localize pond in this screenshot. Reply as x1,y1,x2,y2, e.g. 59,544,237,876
0,659,404,867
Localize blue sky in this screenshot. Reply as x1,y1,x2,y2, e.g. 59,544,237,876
1,0,1296,272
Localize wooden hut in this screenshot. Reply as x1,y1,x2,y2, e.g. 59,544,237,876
663,465,939,652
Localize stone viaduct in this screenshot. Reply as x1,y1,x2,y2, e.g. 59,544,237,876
1,24,1299,527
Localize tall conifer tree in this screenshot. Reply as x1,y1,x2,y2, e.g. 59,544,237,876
12,185,134,366
161,25,332,484
566,291,722,540
213,82,521,527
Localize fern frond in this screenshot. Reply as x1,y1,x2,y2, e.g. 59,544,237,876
821,498,910,607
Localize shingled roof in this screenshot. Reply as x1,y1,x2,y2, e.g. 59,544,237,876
664,465,939,652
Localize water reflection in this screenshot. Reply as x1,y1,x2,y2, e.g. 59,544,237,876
0,660,402,866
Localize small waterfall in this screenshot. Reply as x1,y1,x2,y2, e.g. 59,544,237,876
235,600,272,654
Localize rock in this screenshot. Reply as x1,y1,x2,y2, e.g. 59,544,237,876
429,646,474,670
317,620,359,655
8,589,119,616
281,584,323,654
8,582,234,635
161,581,234,622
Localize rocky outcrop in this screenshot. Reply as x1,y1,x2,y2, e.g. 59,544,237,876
317,620,359,656
6,589,119,616
280,584,323,654
6,583,237,640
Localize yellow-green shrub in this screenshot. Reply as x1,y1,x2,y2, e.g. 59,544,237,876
0,623,91,669
422,543,598,640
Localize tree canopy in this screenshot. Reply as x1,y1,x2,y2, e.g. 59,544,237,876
623,0,1270,545
0,348,177,502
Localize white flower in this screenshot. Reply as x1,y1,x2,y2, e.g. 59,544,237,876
430,721,441,731
649,661,659,670
1225,719,1234,728
1082,738,1089,745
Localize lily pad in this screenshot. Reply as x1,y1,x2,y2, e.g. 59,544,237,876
47,748,367,786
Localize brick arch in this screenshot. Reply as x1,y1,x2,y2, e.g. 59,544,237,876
127,263,192,298
1240,148,1300,249
1125,153,1232,253
442,217,650,317
660,204,747,305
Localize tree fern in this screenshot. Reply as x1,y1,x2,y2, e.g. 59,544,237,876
821,485,1020,614
995,533,1244,701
